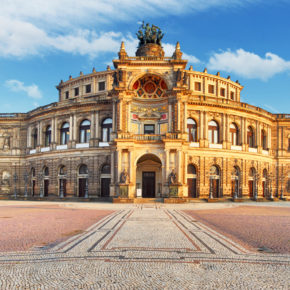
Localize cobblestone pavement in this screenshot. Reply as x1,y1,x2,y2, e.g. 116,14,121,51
0,202,289,289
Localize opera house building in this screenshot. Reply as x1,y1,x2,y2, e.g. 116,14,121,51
0,25,289,201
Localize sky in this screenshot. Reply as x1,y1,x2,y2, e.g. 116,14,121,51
0,0,290,114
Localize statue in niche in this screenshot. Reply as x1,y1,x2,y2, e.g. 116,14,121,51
1,171,10,186
120,169,129,184
183,72,189,85
0,130,11,150
3,135,10,150
168,169,177,185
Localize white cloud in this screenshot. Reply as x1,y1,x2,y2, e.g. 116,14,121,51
0,0,265,58
5,80,43,99
207,49,290,81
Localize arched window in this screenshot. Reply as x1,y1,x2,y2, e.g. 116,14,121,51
101,164,111,174
79,120,91,143
44,167,49,176
32,128,38,149
208,120,219,144
209,165,220,198
102,118,112,142
45,125,51,147
59,165,67,176
187,118,197,142
187,164,196,174
60,122,69,145
230,123,239,145
261,129,267,150
79,164,88,175
247,126,255,148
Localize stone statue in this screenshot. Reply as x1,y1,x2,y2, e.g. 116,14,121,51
3,135,10,150
136,21,164,47
168,169,177,185
120,169,129,184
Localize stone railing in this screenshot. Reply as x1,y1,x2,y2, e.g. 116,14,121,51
133,134,164,141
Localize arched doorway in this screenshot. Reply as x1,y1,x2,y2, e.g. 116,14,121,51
59,165,67,197
43,166,49,197
78,164,88,197
248,167,256,198
100,164,111,197
136,154,162,198
231,166,240,198
262,169,267,197
187,164,197,197
210,165,220,198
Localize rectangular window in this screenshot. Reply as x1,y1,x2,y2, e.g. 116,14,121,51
230,91,235,100
65,91,69,99
98,81,105,91
74,87,79,96
220,88,225,97
208,84,214,94
85,84,91,93
195,82,201,91
144,124,155,134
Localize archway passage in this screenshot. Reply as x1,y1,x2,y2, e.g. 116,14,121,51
187,164,197,198
136,154,162,198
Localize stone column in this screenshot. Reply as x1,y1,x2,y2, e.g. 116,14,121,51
95,111,99,140
165,150,170,181
69,115,73,140
177,150,182,184
204,112,208,140
119,100,123,131
51,117,55,144
54,117,58,144
177,101,181,131
37,122,41,146
184,152,188,184
127,102,131,133
199,111,203,140
73,114,77,143
240,116,243,145
112,101,116,132
90,111,95,139
168,104,172,132
27,126,31,148
268,126,271,149
183,102,187,133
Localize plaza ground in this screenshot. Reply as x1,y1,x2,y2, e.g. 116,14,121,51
0,200,289,289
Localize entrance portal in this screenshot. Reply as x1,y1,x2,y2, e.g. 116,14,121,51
142,172,155,197
136,154,162,198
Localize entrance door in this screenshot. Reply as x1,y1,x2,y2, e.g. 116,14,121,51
142,172,155,198
101,178,111,197
248,180,254,197
60,179,67,197
32,180,36,196
212,179,219,198
187,178,197,197
262,181,266,197
79,178,87,197
44,180,49,196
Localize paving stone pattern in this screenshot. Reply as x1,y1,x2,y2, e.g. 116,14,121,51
0,205,289,289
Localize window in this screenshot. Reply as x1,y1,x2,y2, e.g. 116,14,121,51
59,165,67,175
144,124,155,134
247,126,255,148
187,164,196,174
220,88,225,97
208,84,214,94
32,128,38,149
79,164,88,175
44,167,49,176
195,82,201,91
101,164,111,174
187,118,197,142
74,87,79,96
45,125,51,147
230,123,239,145
230,91,235,100
85,84,91,94
60,122,70,145
65,91,69,99
261,129,267,150
79,120,91,143
102,118,112,142
98,81,105,91
208,120,219,144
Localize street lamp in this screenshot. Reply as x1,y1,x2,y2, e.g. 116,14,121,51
253,172,260,201
84,171,89,199
59,178,64,199
280,174,285,200
23,171,28,198
13,172,18,199
39,172,44,198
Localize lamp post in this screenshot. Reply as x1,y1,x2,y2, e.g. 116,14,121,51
23,171,28,198
280,174,285,200
253,172,260,201
84,171,89,199
13,172,18,199
232,169,238,200
59,178,64,199
39,172,44,198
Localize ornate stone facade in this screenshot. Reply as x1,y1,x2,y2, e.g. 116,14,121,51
0,32,289,200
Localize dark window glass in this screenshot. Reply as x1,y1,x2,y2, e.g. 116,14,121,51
65,91,69,99
208,84,214,94
79,120,91,143
220,88,225,97
208,120,219,144
74,87,79,96
60,122,69,145
144,124,155,134
102,118,112,142
101,164,111,174
187,118,197,142
247,127,255,148
85,84,91,93
32,128,38,149
98,81,105,91
79,164,88,175
195,82,201,91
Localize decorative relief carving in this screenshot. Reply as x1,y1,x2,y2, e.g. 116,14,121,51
0,130,11,150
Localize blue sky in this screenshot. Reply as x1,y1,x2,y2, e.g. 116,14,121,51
0,0,290,113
